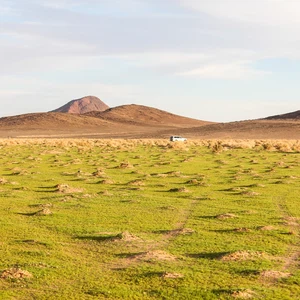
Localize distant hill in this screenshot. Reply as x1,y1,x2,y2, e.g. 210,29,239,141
0,112,113,129
51,96,109,114
85,104,211,127
1,100,299,139
0,104,211,138
166,119,300,139
265,110,300,120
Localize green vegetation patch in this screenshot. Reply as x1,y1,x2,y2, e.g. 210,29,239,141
0,138,299,299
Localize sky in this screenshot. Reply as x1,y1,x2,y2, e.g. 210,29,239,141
1,0,300,122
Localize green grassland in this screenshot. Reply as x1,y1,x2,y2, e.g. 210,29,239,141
0,139,299,299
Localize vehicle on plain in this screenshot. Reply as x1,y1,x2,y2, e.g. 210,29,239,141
170,136,187,142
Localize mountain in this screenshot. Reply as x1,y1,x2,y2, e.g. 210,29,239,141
265,110,300,120
51,96,109,114
169,119,300,139
85,104,210,127
0,104,211,138
1,101,299,139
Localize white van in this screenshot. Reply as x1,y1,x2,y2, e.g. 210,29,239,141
170,136,187,142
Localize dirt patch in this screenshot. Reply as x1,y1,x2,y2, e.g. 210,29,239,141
155,173,168,178
282,249,300,270
55,184,83,193
130,250,177,262
241,191,260,196
161,228,195,239
92,169,106,177
34,208,52,216
128,179,145,186
101,190,113,196
169,187,189,193
12,169,29,175
260,270,291,280
179,228,195,235
166,171,181,177
216,213,237,220
160,206,177,210
234,227,252,232
0,178,8,184
257,225,276,231
282,216,299,227
231,289,257,299
162,272,184,279
118,162,133,169
98,179,114,185
171,228,195,235
221,250,266,261
35,203,53,208
1,268,33,279
115,231,141,242
185,179,199,184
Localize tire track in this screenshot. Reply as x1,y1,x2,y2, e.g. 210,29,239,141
160,198,198,245
276,195,300,271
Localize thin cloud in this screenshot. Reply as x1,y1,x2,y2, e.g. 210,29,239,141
177,0,300,26
1,0,299,121
176,62,270,80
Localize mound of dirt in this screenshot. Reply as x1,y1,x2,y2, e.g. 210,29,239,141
282,216,299,226
55,184,83,193
115,231,140,242
36,203,53,208
178,228,195,235
101,190,113,196
128,179,145,186
1,268,33,279
162,272,184,279
0,178,8,184
98,179,114,185
234,227,252,232
260,270,291,279
55,184,70,192
231,289,257,299
92,169,106,177
166,228,195,236
131,250,177,262
118,162,133,169
169,187,189,193
241,191,260,197
221,251,266,261
257,225,276,231
185,179,199,184
34,208,52,216
216,213,237,220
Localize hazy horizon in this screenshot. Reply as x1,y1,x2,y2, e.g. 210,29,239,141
1,1,299,122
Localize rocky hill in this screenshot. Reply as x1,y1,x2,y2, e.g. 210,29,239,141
51,96,109,114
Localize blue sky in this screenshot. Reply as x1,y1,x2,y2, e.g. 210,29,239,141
1,0,299,121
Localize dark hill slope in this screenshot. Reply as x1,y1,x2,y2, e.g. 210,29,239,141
164,119,300,139
265,110,300,120
85,104,211,127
